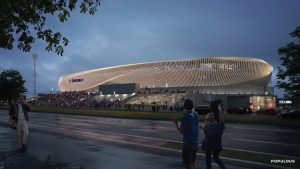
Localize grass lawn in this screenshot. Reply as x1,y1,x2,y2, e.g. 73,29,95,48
162,142,300,169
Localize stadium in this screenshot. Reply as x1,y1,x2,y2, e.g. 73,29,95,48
57,57,275,111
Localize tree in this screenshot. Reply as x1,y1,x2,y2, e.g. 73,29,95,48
0,69,27,102
0,0,100,56
277,26,300,97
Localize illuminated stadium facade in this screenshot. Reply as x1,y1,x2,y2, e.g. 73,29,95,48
58,57,275,109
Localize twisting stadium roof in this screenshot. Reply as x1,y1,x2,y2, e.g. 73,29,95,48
58,57,273,93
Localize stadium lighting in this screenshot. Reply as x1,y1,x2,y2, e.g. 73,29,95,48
32,54,38,98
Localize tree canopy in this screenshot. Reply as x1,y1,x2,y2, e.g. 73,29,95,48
0,0,100,56
277,26,300,98
0,69,27,102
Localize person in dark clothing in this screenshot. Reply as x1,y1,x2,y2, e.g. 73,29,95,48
174,99,200,169
9,95,31,152
209,99,221,123
203,113,226,169
209,99,225,130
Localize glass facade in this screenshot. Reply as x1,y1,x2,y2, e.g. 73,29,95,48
249,96,276,110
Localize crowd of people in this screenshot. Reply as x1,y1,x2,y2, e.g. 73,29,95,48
28,91,113,109
28,91,89,107
139,87,187,94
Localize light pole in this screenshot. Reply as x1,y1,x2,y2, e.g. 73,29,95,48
32,54,38,98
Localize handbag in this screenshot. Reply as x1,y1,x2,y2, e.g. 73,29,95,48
201,138,205,151
8,118,17,129
8,103,17,129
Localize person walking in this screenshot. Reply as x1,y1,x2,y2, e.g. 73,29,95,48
9,95,31,152
203,113,226,169
174,99,200,169
210,99,225,129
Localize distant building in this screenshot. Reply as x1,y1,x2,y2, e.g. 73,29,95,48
58,57,275,109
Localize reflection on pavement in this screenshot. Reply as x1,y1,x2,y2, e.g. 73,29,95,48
1,154,86,169
44,155,86,169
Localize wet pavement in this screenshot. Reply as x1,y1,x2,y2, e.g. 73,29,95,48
1,110,298,157
0,126,181,169
0,110,299,169
0,126,252,169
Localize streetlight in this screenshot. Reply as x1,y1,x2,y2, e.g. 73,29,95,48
32,54,38,98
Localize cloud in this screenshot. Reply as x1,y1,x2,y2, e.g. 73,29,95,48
1,0,300,98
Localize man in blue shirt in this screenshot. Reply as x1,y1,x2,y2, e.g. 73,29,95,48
174,99,200,169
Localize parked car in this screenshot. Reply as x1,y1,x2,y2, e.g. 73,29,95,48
194,105,210,115
255,109,279,116
226,107,247,115
278,109,300,119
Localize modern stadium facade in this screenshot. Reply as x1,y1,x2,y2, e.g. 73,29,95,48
58,57,276,110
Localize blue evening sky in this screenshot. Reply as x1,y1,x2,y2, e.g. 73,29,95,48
1,0,300,97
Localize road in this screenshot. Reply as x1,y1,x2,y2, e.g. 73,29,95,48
0,110,299,158
0,125,254,169
0,126,192,169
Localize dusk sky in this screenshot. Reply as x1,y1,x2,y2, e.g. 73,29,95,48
1,0,300,98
